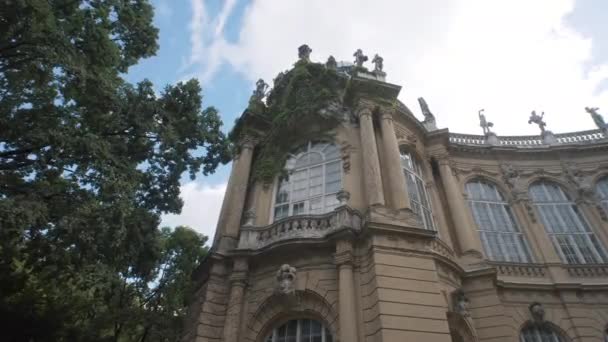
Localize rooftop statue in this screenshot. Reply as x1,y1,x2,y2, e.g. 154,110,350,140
298,44,312,62
250,78,268,103
585,107,607,129
478,109,494,135
418,97,435,121
528,110,547,133
353,49,368,68
371,54,384,73
326,55,337,70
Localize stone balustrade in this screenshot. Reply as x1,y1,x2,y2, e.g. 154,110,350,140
565,264,608,277
237,206,363,251
487,262,547,277
449,129,606,148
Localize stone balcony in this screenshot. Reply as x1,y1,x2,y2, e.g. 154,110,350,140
483,261,608,286
236,206,363,251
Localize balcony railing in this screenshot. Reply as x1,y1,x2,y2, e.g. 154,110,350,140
449,129,606,148
237,206,363,250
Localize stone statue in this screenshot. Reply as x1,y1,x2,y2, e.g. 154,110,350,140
326,55,337,70
250,78,268,103
298,44,312,62
528,110,547,133
276,264,296,296
353,49,368,68
585,107,607,129
453,290,470,317
418,97,436,121
529,302,545,322
478,109,494,135
371,54,384,72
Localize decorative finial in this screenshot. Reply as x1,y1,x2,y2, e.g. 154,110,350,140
371,54,384,72
250,78,268,103
353,49,368,68
528,110,547,133
478,109,494,135
585,107,607,130
298,44,312,62
326,55,337,70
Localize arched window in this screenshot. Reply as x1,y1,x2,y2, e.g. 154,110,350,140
265,319,333,342
401,151,435,230
466,180,533,262
520,324,566,342
273,141,342,221
529,181,607,264
597,176,608,214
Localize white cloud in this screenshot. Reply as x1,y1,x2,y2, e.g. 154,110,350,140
187,0,608,135
161,182,226,241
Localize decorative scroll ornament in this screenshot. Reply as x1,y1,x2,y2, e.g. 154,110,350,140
562,162,594,200
529,302,545,323
276,264,297,296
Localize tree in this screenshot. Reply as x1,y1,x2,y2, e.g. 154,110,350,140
0,1,229,340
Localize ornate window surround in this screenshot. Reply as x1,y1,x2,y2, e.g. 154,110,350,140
271,141,342,222
529,180,607,264
400,149,436,231
597,175,608,214
520,322,568,342
465,178,534,263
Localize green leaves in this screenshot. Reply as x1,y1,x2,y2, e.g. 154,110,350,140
1,1,227,340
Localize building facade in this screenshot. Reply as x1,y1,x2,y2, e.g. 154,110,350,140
184,46,608,342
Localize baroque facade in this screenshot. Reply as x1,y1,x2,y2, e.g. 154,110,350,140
184,46,608,342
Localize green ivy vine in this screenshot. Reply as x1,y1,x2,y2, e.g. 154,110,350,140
229,61,348,184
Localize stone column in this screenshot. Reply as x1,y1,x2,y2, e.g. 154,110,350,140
216,138,256,245
436,157,483,256
357,101,385,206
335,239,358,342
378,110,411,210
222,258,248,342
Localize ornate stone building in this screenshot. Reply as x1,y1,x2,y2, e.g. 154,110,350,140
184,46,608,342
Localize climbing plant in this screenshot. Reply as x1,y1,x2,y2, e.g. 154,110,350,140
230,61,348,184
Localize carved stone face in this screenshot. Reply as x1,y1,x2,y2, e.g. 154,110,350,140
529,302,545,322
276,264,296,295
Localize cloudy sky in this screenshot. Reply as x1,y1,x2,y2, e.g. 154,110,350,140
126,0,608,241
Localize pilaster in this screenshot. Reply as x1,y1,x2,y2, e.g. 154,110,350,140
222,257,249,342
334,239,359,342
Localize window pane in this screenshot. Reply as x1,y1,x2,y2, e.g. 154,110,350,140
274,205,289,220
530,181,606,264
274,142,342,220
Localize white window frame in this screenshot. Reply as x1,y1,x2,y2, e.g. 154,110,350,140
265,319,333,342
530,181,607,264
271,141,342,222
400,151,436,231
466,180,533,263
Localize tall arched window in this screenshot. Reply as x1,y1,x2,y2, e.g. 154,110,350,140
520,324,566,342
401,151,435,230
529,181,607,264
273,141,342,221
265,319,333,342
597,176,608,214
466,180,533,262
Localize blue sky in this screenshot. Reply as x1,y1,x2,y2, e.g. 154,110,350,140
125,0,608,239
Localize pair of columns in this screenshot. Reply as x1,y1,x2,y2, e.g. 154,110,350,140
357,101,411,210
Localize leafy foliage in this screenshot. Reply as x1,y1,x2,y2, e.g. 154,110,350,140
230,62,346,183
1,1,228,340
